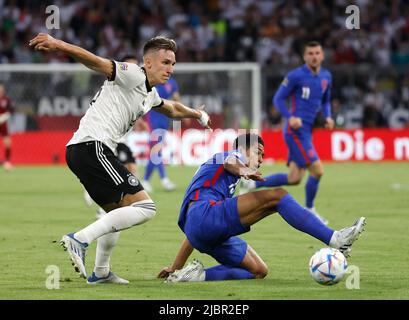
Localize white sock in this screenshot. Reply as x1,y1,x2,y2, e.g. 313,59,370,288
94,231,120,277
92,208,120,278
329,231,339,248
74,200,156,244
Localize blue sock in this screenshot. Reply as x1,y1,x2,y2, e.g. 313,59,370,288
256,173,288,188
305,176,320,209
144,159,155,180
204,265,254,281
276,194,334,244
158,162,166,179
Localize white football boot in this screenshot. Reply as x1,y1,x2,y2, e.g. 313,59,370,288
87,271,129,285
330,217,366,257
60,233,88,278
165,259,206,283
161,177,176,191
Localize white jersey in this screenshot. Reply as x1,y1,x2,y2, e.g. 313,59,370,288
67,61,163,153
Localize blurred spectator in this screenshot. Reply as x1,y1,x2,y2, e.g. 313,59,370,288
0,0,407,69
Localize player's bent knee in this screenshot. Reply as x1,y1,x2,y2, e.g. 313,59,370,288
287,176,302,185
272,187,288,199
253,266,268,279
262,188,288,209
312,171,324,179
130,200,156,224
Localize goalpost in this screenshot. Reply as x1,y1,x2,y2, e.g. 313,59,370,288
0,63,261,164
174,63,261,129
0,62,262,129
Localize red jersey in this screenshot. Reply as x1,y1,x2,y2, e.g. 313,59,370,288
0,96,13,115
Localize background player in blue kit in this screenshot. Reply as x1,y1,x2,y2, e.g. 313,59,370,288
142,77,180,192
158,133,365,282
240,41,334,225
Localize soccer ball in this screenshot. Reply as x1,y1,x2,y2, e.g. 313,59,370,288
309,248,347,285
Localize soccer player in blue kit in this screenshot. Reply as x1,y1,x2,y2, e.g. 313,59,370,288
158,133,365,282
142,77,180,192
240,41,333,225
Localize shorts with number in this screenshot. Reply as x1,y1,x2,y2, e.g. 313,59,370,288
285,127,319,168
66,141,144,207
184,198,250,266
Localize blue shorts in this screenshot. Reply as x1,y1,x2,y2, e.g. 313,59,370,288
284,127,319,168
184,198,250,266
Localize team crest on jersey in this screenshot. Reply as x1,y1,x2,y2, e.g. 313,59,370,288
128,175,139,186
321,79,328,92
281,77,289,87
119,62,128,71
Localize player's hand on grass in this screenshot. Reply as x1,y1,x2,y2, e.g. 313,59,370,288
158,266,175,279
325,117,334,130
29,33,60,52
197,105,212,130
289,116,302,129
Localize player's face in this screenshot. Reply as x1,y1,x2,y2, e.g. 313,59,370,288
247,143,264,169
303,46,324,69
145,49,176,85
0,85,4,97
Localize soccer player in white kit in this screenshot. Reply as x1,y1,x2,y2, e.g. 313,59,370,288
29,33,211,284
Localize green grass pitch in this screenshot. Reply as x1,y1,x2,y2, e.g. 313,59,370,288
0,162,408,300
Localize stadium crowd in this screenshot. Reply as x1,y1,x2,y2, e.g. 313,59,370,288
1,0,409,67
1,0,409,129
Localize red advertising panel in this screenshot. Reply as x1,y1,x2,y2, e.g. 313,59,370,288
0,129,408,165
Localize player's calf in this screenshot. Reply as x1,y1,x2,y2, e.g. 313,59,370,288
241,245,268,279
287,174,303,185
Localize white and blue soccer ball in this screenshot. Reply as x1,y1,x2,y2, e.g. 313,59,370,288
309,248,347,285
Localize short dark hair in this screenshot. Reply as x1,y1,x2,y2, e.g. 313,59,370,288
120,54,138,62
143,36,177,56
233,133,264,150
303,41,322,53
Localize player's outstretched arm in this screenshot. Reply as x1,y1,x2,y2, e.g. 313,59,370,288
157,238,194,278
29,33,113,78
224,156,264,181
155,100,212,129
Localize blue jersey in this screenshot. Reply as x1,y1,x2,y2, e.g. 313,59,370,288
273,64,332,129
178,150,245,231
146,77,179,130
